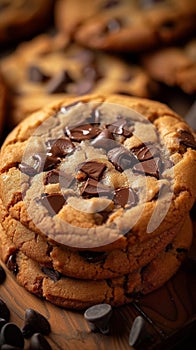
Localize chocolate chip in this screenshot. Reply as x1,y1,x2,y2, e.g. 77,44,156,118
74,79,95,95
0,319,7,331
91,129,115,150
41,267,61,282
79,251,107,263
19,162,37,176
0,323,24,349
114,187,137,208
81,178,112,198
46,70,73,94
28,65,49,83
48,138,75,157
0,299,10,322
129,316,150,347
40,193,66,216
177,130,196,149
0,266,6,284
41,154,60,172
108,146,136,172
84,304,112,334
133,157,162,178
79,161,106,181
22,309,51,339
6,254,18,275
44,169,60,184
65,123,100,141
29,333,52,350
131,144,159,161
107,118,133,137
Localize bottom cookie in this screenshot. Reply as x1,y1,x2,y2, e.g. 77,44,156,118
0,217,193,310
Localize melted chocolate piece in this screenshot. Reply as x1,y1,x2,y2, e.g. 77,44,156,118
6,254,18,275
19,162,38,176
79,161,106,181
178,129,196,149
40,193,66,216
89,108,101,124
28,65,49,82
46,70,73,94
48,138,75,157
131,144,159,161
44,169,60,185
114,187,137,208
107,118,133,137
133,157,162,179
79,251,107,263
108,146,136,172
41,267,61,282
42,154,60,172
65,123,100,141
91,129,115,150
81,178,112,198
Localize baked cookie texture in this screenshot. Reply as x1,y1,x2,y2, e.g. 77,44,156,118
0,0,54,45
0,33,158,126
141,39,196,94
55,0,196,52
0,94,195,309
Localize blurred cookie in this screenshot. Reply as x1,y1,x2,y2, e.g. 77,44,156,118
55,0,196,52
0,0,54,45
141,39,196,94
1,33,158,126
0,71,7,138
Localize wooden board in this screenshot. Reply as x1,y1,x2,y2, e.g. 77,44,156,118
0,220,195,350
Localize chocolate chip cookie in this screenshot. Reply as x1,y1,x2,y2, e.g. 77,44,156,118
1,33,158,126
0,0,53,45
55,0,196,52
0,216,193,309
0,95,195,252
141,39,196,94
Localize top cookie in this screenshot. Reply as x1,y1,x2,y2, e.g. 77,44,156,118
0,0,53,45
55,0,196,52
0,95,195,251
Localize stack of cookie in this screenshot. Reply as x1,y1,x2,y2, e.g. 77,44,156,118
0,94,195,309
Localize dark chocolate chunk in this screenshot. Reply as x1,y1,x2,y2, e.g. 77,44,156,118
129,315,150,347
114,187,137,208
41,267,61,282
29,333,52,350
0,265,6,284
6,254,18,275
107,118,133,137
40,193,66,216
22,309,51,339
46,70,73,94
79,251,107,263
176,247,188,253
165,243,173,252
81,178,112,198
91,129,115,150
19,162,37,176
0,299,10,322
1,345,22,350
65,123,100,141
84,304,112,334
48,138,75,157
177,129,196,149
42,154,60,172
28,65,49,83
44,169,60,184
79,161,106,181
0,323,24,349
133,157,162,178
131,144,159,161
108,146,136,172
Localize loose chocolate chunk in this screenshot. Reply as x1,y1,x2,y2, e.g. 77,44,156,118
133,157,162,179
129,316,149,347
0,323,24,349
79,161,106,181
28,65,49,82
79,251,107,263
0,266,6,284
81,178,112,198
46,70,73,94
19,162,37,176
40,193,66,216
6,254,18,275
107,118,133,137
48,138,75,157
91,129,115,150
0,319,7,331
22,309,51,338
131,144,159,161
0,299,10,322
84,304,112,334
29,333,52,350
65,123,100,141
74,79,95,95
108,146,137,172
1,345,22,350
177,129,196,149
41,267,61,282
114,187,137,208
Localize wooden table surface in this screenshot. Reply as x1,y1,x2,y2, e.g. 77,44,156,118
0,219,195,350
